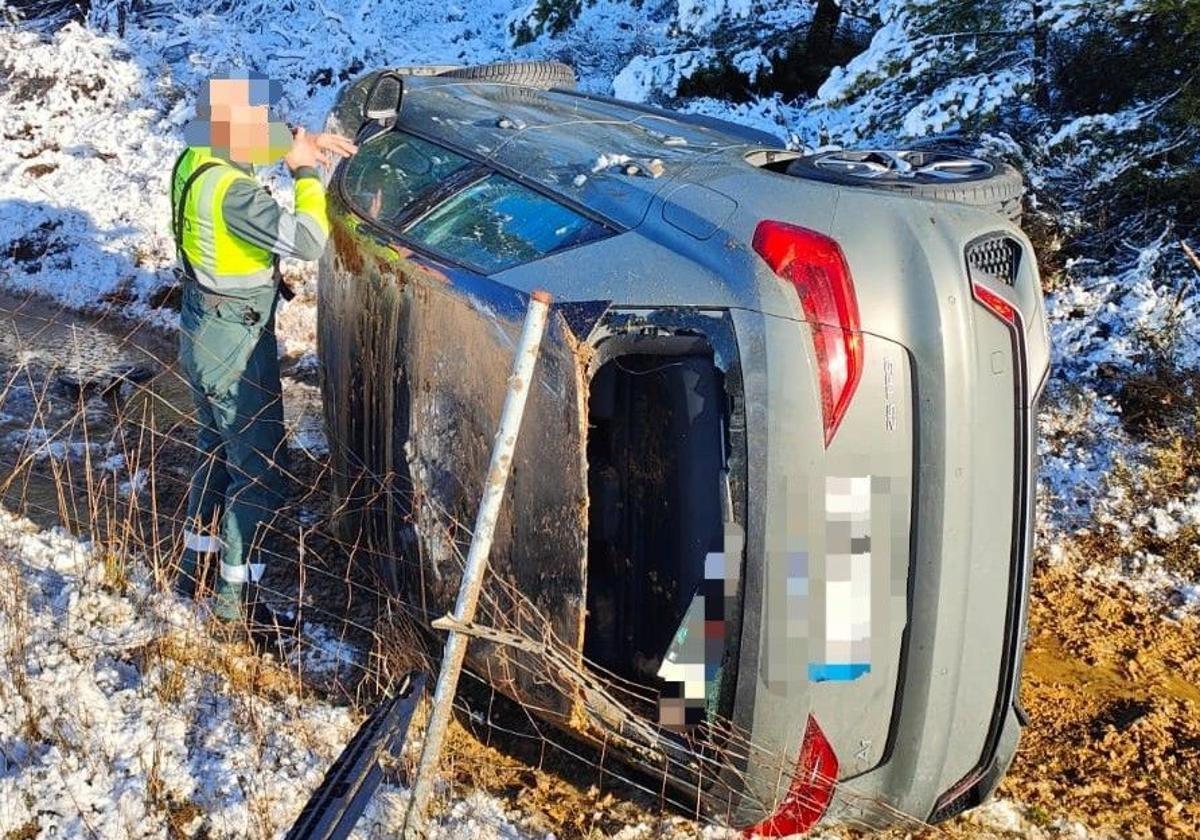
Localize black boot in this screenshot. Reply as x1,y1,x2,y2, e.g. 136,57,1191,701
174,560,202,600
174,570,198,600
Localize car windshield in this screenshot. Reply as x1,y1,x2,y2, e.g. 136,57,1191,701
341,131,470,226
405,174,607,273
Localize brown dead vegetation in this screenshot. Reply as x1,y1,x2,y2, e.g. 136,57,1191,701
1002,553,1200,839
3,289,1198,839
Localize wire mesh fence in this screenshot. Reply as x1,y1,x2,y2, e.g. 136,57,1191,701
0,287,937,838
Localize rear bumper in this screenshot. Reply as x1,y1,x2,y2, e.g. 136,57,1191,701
925,304,1044,823
724,255,1045,828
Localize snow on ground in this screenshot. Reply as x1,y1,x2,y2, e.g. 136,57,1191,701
0,507,355,838
0,507,536,839
0,0,1196,835
962,799,1103,839
1033,228,1200,612
283,378,329,458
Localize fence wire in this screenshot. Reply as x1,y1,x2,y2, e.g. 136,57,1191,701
0,289,938,839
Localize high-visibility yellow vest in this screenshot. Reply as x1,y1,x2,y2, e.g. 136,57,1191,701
171,146,329,293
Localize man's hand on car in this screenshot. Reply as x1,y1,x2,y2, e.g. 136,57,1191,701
284,128,358,172
314,131,359,165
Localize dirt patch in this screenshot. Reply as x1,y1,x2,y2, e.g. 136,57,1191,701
1001,557,1200,838
433,694,719,839
22,162,57,178
1112,364,1200,438
2,219,70,269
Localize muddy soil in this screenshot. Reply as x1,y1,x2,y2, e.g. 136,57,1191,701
3,292,1198,838
1001,555,1200,839
0,292,388,701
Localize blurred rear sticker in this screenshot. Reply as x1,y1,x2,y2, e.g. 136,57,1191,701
810,475,872,682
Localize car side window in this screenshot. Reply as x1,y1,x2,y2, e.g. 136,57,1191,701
404,174,608,274
340,131,470,226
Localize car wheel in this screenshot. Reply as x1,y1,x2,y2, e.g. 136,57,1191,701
437,60,577,90
787,149,1025,223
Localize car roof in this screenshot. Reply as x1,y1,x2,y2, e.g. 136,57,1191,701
395,75,779,229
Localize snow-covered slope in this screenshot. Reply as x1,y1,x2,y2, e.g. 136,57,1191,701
1,0,1198,836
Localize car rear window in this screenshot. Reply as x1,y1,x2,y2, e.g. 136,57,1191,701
340,131,470,226
405,174,608,274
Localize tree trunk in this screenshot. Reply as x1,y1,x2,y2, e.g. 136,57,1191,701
1031,0,1051,110
806,0,844,69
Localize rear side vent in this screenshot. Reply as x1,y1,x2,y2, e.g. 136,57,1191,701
965,234,1022,287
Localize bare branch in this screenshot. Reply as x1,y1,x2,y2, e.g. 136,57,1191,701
1181,239,1200,273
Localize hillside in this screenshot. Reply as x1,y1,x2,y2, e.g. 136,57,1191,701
1,0,1198,837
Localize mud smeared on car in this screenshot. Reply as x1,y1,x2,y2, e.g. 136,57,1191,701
319,178,768,802
320,213,593,723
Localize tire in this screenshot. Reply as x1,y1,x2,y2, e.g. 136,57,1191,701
389,64,464,76
437,60,577,90
787,149,1025,223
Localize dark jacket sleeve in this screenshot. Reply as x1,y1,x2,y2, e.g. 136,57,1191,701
221,168,329,261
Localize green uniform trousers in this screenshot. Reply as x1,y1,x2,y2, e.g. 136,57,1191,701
177,280,287,620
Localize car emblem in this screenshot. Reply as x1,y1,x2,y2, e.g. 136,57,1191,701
883,356,897,432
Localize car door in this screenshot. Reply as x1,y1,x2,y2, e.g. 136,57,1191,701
320,128,606,721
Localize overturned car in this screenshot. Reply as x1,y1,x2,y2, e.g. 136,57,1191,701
317,62,1051,834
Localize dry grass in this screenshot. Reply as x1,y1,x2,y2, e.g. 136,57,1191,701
1113,364,1200,439
130,630,306,703
5,282,1198,840
1022,208,1072,295
5,821,40,840
1097,371,1200,581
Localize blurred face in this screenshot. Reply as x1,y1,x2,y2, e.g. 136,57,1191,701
213,80,268,163
186,75,290,165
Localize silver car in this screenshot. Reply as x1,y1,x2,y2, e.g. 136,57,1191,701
317,62,1051,834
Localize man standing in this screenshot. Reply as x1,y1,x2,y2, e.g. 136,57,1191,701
171,72,357,630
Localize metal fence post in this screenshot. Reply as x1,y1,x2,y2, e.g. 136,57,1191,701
403,289,553,837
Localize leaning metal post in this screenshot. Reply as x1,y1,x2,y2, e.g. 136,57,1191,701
403,289,554,837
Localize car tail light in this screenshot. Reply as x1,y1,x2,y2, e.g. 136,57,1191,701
971,282,1019,329
753,221,863,446
744,715,839,838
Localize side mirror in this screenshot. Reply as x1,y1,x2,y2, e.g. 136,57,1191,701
362,71,404,130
